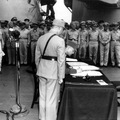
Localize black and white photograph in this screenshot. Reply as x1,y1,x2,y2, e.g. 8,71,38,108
0,0,120,120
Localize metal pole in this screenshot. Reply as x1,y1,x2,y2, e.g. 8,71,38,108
0,32,29,120
9,40,29,118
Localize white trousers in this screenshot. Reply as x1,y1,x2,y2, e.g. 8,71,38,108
100,43,110,66
111,41,120,65
0,56,2,71
79,42,87,59
39,77,60,120
89,41,98,64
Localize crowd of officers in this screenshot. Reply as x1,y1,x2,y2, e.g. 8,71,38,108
1,17,48,66
1,17,120,67
64,20,120,67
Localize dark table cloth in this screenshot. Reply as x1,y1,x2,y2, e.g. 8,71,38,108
58,66,117,120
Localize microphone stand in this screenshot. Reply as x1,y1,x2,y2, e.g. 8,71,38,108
9,39,29,118
0,35,29,120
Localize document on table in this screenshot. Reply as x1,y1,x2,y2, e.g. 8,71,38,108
79,65,100,71
96,80,108,85
71,70,103,77
71,65,99,71
66,58,78,62
67,62,88,66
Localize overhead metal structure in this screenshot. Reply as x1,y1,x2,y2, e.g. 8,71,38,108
40,0,56,5
64,0,120,9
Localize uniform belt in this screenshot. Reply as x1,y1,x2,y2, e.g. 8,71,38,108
41,56,57,61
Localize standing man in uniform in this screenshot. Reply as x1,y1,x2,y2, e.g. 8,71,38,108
67,21,79,58
35,19,66,120
111,22,120,67
19,22,30,65
8,17,19,65
88,22,99,64
78,21,89,59
99,22,111,66
28,23,43,64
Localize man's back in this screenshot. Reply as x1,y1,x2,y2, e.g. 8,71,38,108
35,32,65,79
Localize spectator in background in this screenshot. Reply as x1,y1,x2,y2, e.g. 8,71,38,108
28,23,43,64
3,21,13,65
9,17,19,30
75,21,80,31
67,21,79,58
24,18,30,29
78,21,89,59
98,20,104,32
0,25,5,73
88,22,99,64
0,21,7,64
6,17,19,65
111,22,120,67
99,22,111,66
19,22,30,65
86,20,92,32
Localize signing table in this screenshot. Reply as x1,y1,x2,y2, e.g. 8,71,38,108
57,60,117,120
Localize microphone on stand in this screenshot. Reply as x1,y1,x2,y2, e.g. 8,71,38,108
0,29,29,120
9,29,29,118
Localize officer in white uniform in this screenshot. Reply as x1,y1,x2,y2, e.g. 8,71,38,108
35,19,65,120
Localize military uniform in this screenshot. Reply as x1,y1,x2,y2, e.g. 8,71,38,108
78,22,88,59
19,24,30,65
0,33,5,72
35,19,65,120
7,25,19,65
88,23,99,64
111,23,120,67
3,27,10,64
99,23,111,66
67,21,79,58
28,25,43,63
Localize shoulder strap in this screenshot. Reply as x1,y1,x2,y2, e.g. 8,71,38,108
42,34,56,56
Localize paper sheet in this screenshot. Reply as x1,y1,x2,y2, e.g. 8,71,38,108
96,80,108,85
71,71,103,77
72,65,99,72
67,62,88,66
79,65,100,71
66,58,78,62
